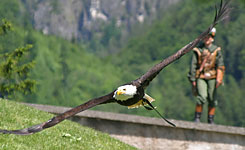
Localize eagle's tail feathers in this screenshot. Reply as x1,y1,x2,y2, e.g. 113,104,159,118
143,99,176,127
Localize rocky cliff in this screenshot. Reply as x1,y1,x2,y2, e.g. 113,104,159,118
23,0,180,42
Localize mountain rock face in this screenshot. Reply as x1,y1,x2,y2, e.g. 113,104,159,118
23,0,180,41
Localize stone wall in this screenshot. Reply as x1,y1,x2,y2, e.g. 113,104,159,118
25,103,245,150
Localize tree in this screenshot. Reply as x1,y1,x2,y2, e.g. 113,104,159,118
0,19,36,98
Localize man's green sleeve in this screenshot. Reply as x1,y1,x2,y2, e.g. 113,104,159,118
188,52,198,82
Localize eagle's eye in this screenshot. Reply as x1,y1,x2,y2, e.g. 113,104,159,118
123,88,126,91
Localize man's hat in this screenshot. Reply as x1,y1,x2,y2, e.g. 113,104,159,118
209,28,216,37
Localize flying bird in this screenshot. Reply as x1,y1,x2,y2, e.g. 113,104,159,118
0,0,231,135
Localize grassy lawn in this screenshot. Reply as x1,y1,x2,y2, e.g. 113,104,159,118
0,99,136,150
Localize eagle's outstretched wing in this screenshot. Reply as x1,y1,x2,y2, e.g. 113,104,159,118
0,92,114,135
0,0,231,135
137,0,231,89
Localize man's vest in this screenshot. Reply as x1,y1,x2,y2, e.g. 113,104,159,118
193,47,222,79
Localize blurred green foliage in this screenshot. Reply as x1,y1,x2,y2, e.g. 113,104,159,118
0,0,244,127
0,20,36,98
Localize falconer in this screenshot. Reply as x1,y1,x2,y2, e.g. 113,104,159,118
188,28,225,124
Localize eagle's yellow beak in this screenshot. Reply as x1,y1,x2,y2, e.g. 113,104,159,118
117,90,125,95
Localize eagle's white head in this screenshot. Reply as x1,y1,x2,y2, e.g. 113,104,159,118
113,85,137,101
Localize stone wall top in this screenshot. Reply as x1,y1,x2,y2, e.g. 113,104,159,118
24,103,245,137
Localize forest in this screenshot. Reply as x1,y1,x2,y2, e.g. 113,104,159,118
0,0,244,127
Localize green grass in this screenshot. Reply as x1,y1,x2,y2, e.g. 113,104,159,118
0,99,136,150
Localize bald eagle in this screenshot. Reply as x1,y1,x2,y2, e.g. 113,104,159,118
0,0,231,135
